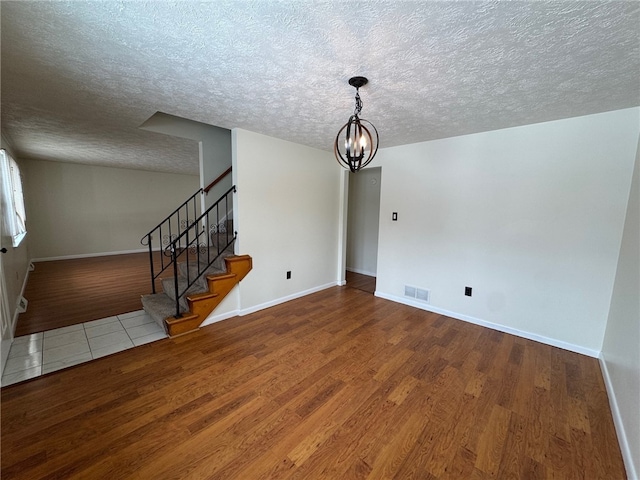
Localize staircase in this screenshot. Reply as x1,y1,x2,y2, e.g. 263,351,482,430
141,251,252,337
140,182,252,337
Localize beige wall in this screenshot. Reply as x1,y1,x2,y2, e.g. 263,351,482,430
234,129,340,313
372,108,639,355
23,159,199,259
0,135,30,339
139,112,232,208
601,135,640,479
346,167,381,276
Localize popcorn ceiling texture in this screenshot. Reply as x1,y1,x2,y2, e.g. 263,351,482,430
1,1,639,175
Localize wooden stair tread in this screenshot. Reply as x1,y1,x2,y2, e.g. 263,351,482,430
186,291,219,301
225,254,252,262
165,312,198,325
206,272,237,281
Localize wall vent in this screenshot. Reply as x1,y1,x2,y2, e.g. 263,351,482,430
16,296,28,314
416,288,430,302
404,285,430,303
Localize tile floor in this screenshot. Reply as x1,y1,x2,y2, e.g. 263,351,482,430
2,310,167,387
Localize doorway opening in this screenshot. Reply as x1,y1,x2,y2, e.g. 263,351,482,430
345,166,381,294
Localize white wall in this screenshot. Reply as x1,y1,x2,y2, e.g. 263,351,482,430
347,167,381,276
23,159,199,259
201,128,232,208
140,112,232,208
601,136,639,480
0,136,30,318
0,135,31,371
233,129,340,313
374,108,639,355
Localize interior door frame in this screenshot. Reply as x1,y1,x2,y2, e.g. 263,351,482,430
338,166,383,288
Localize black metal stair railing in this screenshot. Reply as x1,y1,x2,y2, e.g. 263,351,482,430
168,186,236,318
140,188,203,293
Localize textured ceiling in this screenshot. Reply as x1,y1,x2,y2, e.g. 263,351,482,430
2,1,639,175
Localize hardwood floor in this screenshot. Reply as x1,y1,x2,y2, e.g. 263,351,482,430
15,253,162,336
1,287,626,479
346,270,376,294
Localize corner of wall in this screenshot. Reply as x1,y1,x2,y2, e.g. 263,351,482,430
598,131,640,480
599,352,639,480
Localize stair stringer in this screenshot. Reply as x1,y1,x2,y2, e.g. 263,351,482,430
164,254,252,337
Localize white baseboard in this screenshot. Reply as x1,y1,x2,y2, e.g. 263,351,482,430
599,353,638,480
346,267,376,277
201,281,340,326
239,282,338,317
32,248,155,262
201,309,240,328
374,291,600,358
337,279,347,286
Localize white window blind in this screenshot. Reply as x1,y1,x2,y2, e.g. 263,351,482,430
0,149,27,247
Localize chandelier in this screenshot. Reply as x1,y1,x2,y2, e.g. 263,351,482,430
334,76,379,172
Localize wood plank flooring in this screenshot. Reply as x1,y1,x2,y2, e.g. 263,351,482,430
1,287,626,479
346,270,376,294
16,257,372,337
15,253,162,336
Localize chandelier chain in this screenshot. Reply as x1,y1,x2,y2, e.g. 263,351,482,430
354,89,363,116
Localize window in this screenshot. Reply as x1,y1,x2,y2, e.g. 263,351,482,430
1,149,27,247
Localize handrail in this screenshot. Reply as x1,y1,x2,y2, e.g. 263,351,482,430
140,187,203,293
203,166,232,195
169,185,236,318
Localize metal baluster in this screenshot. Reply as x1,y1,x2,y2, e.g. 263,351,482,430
215,201,220,255
224,193,231,248
206,210,210,266
148,233,156,293
172,242,181,318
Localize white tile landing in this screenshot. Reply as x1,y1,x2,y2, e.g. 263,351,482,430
1,310,167,387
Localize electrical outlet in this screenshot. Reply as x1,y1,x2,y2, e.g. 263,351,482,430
286,271,291,279
465,286,472,297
